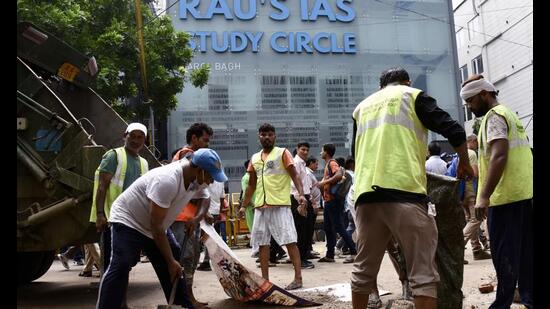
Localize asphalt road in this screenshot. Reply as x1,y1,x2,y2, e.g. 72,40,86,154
18,242,499,308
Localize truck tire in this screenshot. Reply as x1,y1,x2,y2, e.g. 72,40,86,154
18,251,55,284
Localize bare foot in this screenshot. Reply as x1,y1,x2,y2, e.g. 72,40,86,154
284,279,303,290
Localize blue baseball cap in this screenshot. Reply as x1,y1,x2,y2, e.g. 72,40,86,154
191,148,228,182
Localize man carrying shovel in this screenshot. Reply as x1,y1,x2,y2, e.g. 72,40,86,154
96,148,228,309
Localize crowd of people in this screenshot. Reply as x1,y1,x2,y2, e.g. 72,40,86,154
56,67,532,309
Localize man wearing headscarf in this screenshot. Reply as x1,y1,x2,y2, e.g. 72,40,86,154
460,75,533,309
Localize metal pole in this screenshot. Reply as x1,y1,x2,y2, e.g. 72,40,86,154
149,105,155,148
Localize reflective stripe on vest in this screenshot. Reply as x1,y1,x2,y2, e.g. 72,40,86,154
355,89,427,146
353,85,428,200
90,147,148,222
252,147,292,207
478,104,533,206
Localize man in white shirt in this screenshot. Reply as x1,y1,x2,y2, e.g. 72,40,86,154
290,142,315,269
96,149,227,309
197,180,227,271
306,158,321,214
306,157,322,259
425,141,448,175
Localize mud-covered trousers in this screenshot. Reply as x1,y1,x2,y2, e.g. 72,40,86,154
96,223,193,309
488,199,533,309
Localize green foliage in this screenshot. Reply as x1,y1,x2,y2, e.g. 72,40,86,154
472,118,481,135
190,64,211,89
17,0,209,120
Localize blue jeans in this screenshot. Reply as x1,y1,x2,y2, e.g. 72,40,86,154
488,199,533,309
323,197,357,258
214,219,226,242
336,210,356,251
96,223,193,309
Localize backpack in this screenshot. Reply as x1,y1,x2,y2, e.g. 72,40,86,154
336,170,353,200
445,156,477,201
329,167,353,200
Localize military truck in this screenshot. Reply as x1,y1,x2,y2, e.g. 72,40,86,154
17,21,161,284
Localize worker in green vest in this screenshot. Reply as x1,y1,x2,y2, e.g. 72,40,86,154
460,74,532,309
90,122,149,309
240,123,308,291
351,67,474,309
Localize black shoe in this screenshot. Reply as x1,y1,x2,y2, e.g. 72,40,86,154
196,262,212,271
301,260,315,269
276,252,287,260
318,256,335,263
473,250,492,260
310,250,320,257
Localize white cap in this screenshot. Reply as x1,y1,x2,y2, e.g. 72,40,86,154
125,122,147,137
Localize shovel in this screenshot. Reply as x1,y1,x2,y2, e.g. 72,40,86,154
157,275,182,309
157,228,191,309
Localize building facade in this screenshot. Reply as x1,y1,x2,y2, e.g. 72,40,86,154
166,0,464,188
453,0,532,144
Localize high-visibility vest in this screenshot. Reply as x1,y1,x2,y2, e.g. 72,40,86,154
478,104,532,206
352,85,427,201
251,147,291,207
90,147,148,222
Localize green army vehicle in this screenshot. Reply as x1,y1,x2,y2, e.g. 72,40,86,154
17,21,161,284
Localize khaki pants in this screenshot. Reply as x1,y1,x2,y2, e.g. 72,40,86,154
83,243,100,272
462,195,482,252
351,202,439,298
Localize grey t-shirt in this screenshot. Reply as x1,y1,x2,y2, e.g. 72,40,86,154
109,159,209,238
99,148,143,190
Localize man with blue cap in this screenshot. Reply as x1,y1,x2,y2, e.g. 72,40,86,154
96,148,227,309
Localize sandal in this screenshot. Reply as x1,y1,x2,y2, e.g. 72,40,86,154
285,280,303,290
367,298,382,308
78,271,92,277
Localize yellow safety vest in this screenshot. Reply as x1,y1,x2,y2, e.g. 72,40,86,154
478,104,532,206
90,147,148,222
352,85,427,201
251,147,291,207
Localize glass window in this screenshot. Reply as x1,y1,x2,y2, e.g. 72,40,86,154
167,0,463,183
459,65,468,83
467,16,480,41
463,106,473,121
472,55,484,74
455,28,465,47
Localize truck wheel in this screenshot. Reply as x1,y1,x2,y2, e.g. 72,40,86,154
18,251,55,284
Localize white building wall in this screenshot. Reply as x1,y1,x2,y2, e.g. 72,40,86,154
484,10,532,80
494,65,533,144
482,0,532,37
453,0,533,146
